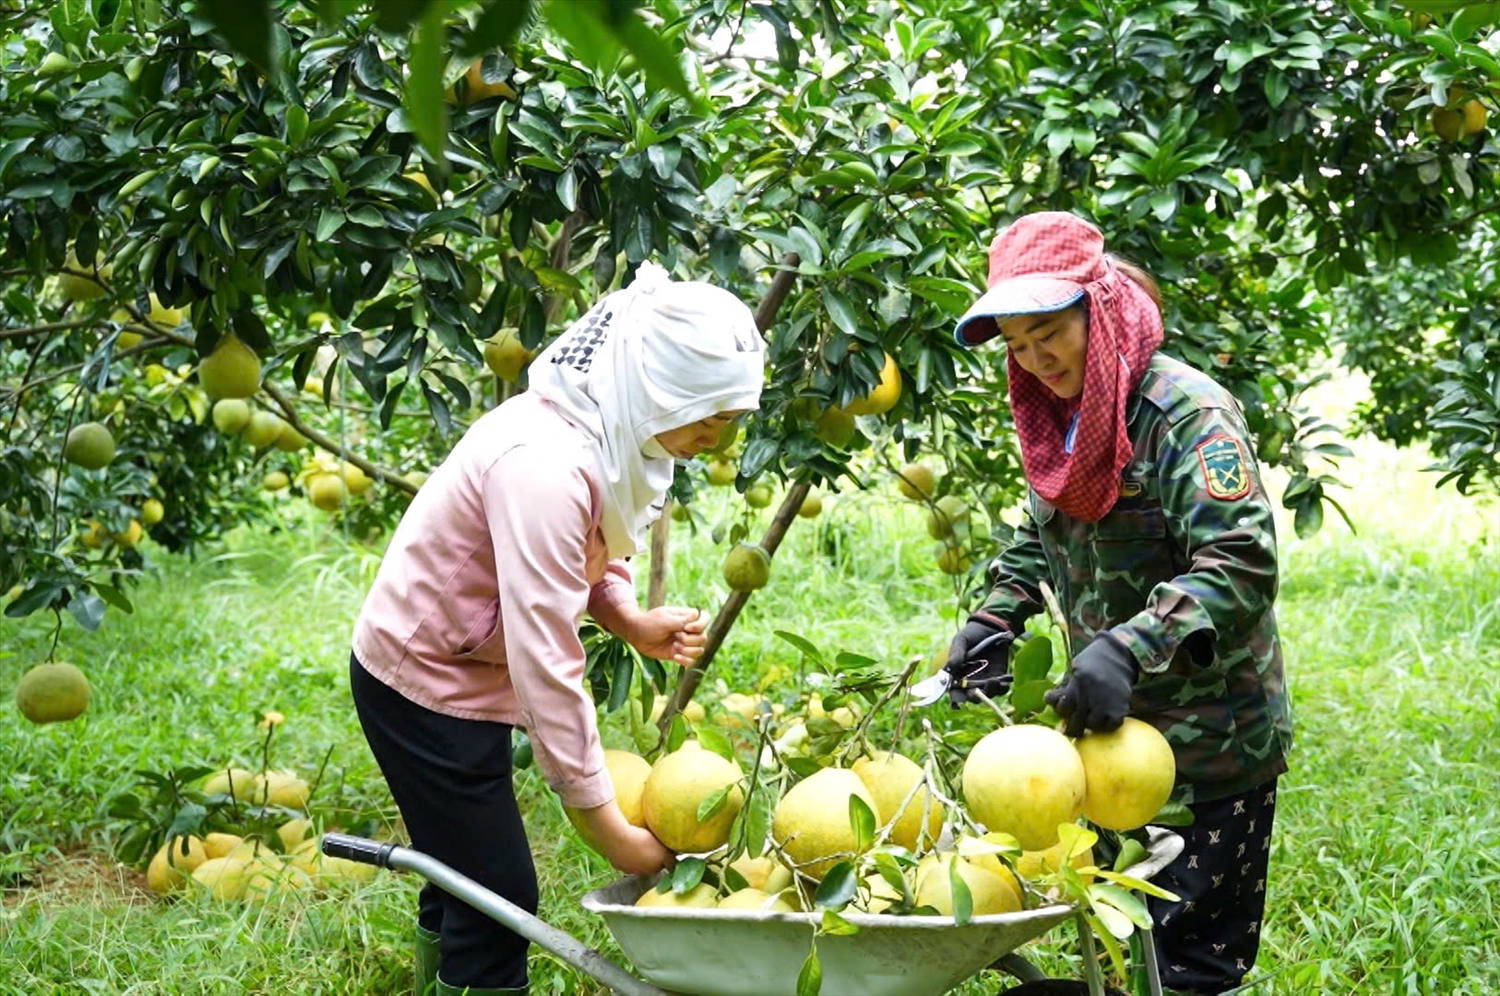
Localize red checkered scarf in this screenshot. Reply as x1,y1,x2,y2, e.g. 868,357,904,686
1006,261,1163,523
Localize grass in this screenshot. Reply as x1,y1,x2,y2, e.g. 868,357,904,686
2,432,1499,995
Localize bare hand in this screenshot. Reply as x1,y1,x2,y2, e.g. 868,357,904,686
605,824,677,877
625,606,708,666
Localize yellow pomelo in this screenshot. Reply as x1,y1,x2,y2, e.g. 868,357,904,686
963,850,1023,897
140,498,164,526
852,751,942,852
461,60,517,104
798,490,823,518
844,352,901,416
243,855,312,902
191,856,251,900
914,853,1022,917
854,871,907,913
1461,99,1487,137
936,545,971,576
146,835,208,894
262,471,290,492
63,421,115,469
227,841,268,862
14,662,90,724
705,459,737,486
483,328,531,382
642,742,744,854
198,334,260,400
722,544,770,592
80,519,105,549
58,250,109,301
962,724,1086,851
772,767,878,881
895,463,935,500
277,818,315,852
812,406,857,448
565,749,653,850
317,854,378,885
254,770,311,809
726,855,793,893
1433,106,1464,142
718,887,795,912
403,470,429,490
273,424,308,452
643,694,705,725
202,833,244,860
147,293,185,328
635,883,717,909
202,767,256,798
1073,717,1177,832
927,495,969,540
340,461,373,495
718,692,760,725
1015,838,1095,883
114,519,142,547
242,411,286,449
211,398,251,434
308,473,346,512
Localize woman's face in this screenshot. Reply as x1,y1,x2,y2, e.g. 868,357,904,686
998,305,1089,399
654,411,747,459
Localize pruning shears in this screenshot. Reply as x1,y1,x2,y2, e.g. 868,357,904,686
907,631,1014,707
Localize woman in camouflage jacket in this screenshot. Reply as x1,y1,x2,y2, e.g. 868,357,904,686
946,212,1291,996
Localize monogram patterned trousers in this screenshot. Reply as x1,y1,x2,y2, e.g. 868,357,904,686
1148,778,1279,994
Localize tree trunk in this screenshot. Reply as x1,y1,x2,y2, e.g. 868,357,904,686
646,506,671,609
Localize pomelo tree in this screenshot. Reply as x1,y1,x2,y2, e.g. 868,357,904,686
2,0,1497,691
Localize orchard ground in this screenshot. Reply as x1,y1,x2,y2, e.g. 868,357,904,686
3,379,1499,994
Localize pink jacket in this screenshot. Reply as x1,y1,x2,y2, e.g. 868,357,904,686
351,393,636,810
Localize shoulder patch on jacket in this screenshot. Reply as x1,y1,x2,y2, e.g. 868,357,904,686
1196,434,1251,500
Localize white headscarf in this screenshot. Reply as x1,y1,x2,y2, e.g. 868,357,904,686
527,262,763,558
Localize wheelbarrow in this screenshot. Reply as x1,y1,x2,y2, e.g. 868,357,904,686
322,829,1181,996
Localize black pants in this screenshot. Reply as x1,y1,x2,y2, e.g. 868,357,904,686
1149,778,1279,994
350,654,536,990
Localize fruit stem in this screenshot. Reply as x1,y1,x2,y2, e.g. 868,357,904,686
969,687,1013,726
835,653,922,767
1075,912,1108,996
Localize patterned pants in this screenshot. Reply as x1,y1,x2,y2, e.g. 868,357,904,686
1148,778,1279,994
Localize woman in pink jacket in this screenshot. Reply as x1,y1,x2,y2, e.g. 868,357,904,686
350,262,764,996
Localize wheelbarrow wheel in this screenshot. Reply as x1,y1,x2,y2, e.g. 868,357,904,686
997,982,1129,995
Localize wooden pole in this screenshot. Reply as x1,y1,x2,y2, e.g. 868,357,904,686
646,505,671,609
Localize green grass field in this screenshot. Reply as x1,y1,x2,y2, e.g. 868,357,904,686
3,432,1499,995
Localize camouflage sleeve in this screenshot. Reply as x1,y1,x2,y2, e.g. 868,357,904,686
976,507,1049,634
1109,407,1279,674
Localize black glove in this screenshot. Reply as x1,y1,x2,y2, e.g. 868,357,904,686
942,615,1013,708
1044,632,1138,737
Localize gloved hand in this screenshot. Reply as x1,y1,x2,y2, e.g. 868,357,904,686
942,615,1013,708
1044,632,1138,737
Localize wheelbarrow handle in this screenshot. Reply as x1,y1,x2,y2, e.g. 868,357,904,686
321,832,398,867
318,834,670,996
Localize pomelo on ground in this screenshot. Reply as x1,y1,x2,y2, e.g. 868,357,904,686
146,835,208,894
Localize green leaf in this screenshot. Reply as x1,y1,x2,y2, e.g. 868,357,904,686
1294,497,1324,539
848,793,876,852
67,589,107,631
198,0,276,76
820,910,860,935
774,631,827,668
606,10,694,103
823,288,860,338
461,0,536,55
667,713,688,751
948,858,973,925
91,583,134,614
374,0,435,32
813,861,857,908
403,2,450,163
1149,801,1194,827
671,855,706,893
1010,634,1053,684
796,945,822,996
694,724,736,762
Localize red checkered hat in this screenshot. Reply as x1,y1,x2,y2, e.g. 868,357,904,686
954,213,1107,347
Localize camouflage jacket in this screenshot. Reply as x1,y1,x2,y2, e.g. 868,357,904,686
978,353,1292,803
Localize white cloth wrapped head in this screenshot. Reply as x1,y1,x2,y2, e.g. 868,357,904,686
527,262,764,557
